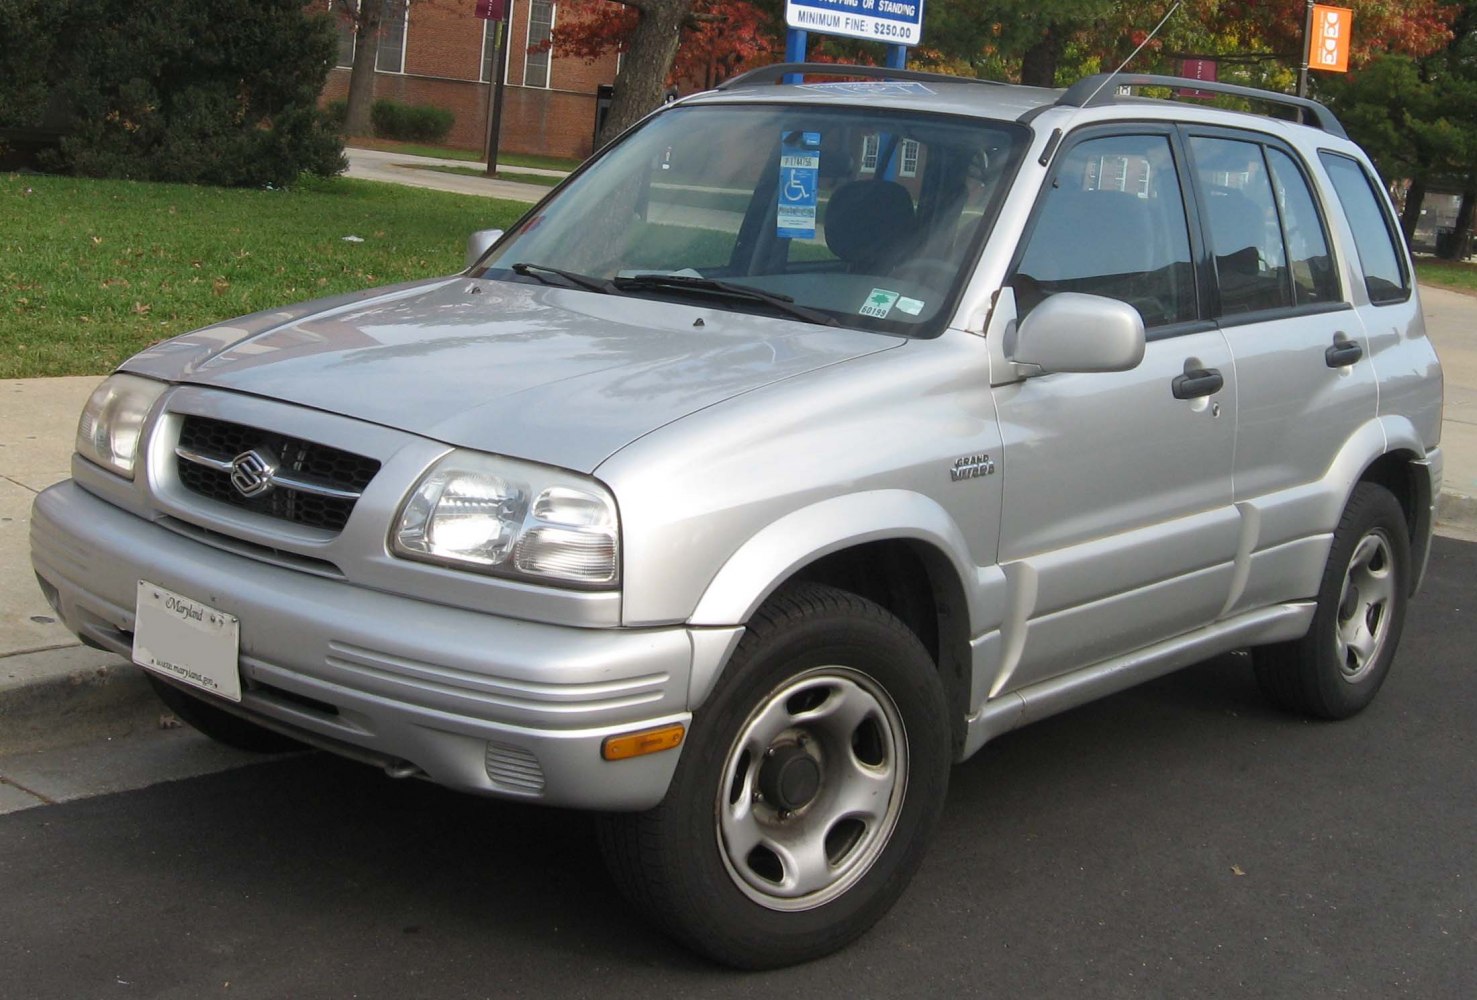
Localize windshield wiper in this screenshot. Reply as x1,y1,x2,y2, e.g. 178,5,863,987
612,273,839,327
511,262,613,294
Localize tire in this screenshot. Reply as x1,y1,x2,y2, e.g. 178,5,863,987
598,583,951,969
1253,483,1410,719
146,674,306,753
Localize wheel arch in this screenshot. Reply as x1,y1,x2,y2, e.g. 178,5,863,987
1357,441,1436,595
687,491,981,755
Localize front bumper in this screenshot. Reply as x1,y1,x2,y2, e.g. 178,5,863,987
31,480,724,810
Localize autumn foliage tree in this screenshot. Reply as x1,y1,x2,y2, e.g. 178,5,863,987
553,0,779,146
919,1,1457,87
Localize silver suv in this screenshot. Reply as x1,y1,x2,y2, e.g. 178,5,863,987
31,66,1443,967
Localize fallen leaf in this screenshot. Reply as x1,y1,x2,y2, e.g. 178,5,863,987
1231,865,1247,877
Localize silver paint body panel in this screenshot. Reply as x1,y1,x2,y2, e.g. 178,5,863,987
32,79,1443,808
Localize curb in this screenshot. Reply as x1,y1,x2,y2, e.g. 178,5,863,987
0,646,157,755
1437,491,1477,538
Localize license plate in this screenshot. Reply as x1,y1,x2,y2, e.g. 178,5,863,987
133,581,242,702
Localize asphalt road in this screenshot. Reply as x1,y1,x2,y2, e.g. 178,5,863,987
2,537,1474,1000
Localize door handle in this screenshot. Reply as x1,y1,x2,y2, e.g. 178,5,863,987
1325,338,1363,368
1172,368,1224,400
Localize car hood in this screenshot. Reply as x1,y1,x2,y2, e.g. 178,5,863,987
121,276,903,473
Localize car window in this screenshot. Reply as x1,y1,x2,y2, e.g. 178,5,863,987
1189,136,1292,315
1318,152,1410,304
477,105,1026,336
1266,147,1340,306
1012,133,1197,328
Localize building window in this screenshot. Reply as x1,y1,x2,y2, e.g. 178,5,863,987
376,0,409,75
524,1,555,89
899,139,920,178
860,134,879,173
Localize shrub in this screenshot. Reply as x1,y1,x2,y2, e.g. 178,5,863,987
0,0,344,187
324,100,349,133
370,100,456,143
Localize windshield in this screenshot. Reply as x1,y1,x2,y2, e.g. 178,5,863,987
474,103,1027,335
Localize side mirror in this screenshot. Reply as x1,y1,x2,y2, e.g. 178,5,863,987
1009,292,1145,375
465,228,504,268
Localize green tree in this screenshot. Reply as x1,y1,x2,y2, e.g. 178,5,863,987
910,1,1456,87
1,0,344,187
1319,3,1477,252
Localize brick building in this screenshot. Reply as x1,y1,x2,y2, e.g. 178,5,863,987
321,2,619,160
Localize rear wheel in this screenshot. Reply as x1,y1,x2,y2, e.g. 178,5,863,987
598,583,950,969
146,674,306,753
1253,483,1410,719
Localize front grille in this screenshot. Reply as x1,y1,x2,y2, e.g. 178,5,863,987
175,415,380,532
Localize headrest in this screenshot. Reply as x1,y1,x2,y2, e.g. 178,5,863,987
824,180,916,269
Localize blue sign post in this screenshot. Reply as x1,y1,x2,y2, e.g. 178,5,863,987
783,0,925,69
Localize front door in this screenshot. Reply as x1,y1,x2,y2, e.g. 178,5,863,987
990,128,1239,696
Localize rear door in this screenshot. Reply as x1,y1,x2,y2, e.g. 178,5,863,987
1182,132,1379,615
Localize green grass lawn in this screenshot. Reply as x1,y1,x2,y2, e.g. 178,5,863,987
1,173,529,378
1415,258,1477,295
346,138,582,173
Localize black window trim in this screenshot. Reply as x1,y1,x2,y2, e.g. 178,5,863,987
1178,124,1348,324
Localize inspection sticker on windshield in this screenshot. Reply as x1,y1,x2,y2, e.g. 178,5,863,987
133,581,242,702
777,131,821,239
896,296,925,316
860,288,901,318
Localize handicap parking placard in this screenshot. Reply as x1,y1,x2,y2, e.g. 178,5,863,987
777,131,821,239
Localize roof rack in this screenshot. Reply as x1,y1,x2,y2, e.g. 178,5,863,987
1056,73,1347,139
716,62,1008,91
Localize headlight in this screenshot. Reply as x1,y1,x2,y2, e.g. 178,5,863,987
392,451,620,588
75,373,168,479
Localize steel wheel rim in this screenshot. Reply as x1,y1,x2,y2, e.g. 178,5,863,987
715,666,908,911
1335,529,1396,683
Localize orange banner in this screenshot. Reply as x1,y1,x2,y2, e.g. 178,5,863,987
1309,4,1353,74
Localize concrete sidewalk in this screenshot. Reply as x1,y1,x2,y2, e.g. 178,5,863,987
343,147,559,203
4,290,1476,755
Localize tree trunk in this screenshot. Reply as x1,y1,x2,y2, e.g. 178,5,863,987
1450,173,1477,261
595,0,691,149
1400,175,1426,247
344,0,386,138
1020,31,1062,88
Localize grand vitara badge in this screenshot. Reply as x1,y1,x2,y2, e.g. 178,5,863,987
950,453,996,482
229,448,279,498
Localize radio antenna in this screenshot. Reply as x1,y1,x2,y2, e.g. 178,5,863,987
1078,2,1183,109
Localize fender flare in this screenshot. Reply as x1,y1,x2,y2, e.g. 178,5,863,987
688,489,982,628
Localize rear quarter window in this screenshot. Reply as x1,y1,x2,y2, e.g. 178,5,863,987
1318,152,1410,304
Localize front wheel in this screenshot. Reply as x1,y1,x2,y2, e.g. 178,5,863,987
1252,483,1410,719
598,583,950,969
